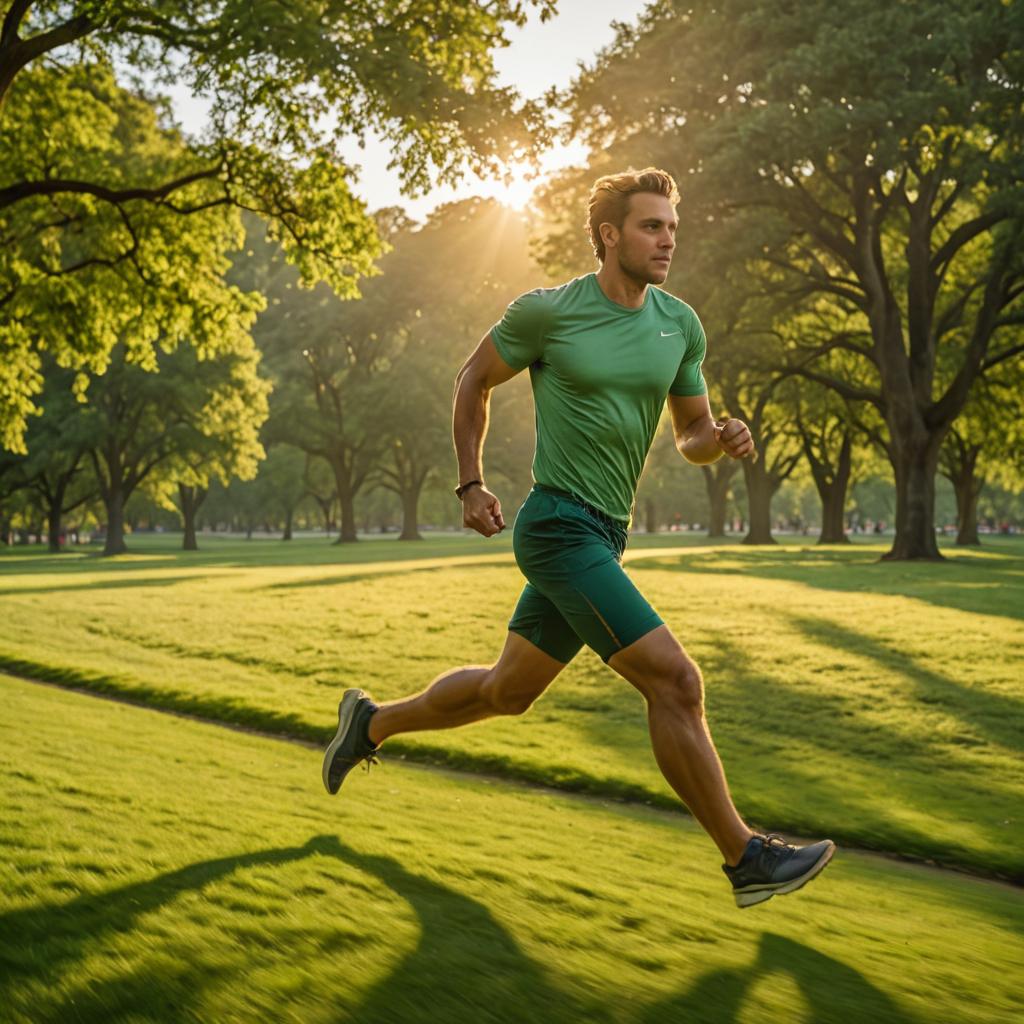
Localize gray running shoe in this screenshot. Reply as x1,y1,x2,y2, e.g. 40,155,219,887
723,833,836,908
322,689,380,795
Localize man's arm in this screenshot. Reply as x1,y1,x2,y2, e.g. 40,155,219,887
668,393,755,464
453,332,521,537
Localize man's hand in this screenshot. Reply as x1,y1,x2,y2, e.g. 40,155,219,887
462,485,506,537
713,418,755,459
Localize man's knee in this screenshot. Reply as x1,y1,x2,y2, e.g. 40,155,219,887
650,658,704,713
481,665,538,716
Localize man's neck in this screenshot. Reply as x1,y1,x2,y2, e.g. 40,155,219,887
595,262,647,309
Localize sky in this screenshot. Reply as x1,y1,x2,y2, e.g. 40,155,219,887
167,0,649,221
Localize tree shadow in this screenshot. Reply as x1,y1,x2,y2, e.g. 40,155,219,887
628,543,1024,623
0,573,211,596
638,932,917,1024
0,834,606,1024
261,557,514,591
791,615,1024,752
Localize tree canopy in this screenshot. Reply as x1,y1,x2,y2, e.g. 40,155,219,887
0,0,555,450
558,0,1024,558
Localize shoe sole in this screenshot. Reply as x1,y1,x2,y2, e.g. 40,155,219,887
733,841,836,908
322,688,365,795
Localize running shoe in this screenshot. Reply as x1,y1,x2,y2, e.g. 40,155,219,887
322,689,380,795
723,833,836,908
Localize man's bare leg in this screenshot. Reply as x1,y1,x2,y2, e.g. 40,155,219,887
368,631,566,745
608,625,753,866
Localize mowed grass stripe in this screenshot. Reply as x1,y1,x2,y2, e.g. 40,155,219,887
1,674,1023,1024
1,535,1022,879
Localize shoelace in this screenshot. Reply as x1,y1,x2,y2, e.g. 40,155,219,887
361,752,382,774
759,833,789,864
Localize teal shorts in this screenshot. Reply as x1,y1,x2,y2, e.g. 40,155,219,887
508,484,664,664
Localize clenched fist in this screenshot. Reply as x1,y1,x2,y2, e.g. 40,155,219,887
462,485,506,537
713,418,755,459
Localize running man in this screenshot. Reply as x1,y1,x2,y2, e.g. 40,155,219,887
323,168,834,908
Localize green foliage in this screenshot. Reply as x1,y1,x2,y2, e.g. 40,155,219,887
0,62,263,450
557,0,1024,557
1,0,556,448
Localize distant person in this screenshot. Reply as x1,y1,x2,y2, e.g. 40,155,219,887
323,168,834,908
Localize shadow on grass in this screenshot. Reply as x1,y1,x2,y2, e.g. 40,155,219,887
638,931,917,1024
0,573,214,597
0,834,607,1024
260,557,515,591
0,834,914,1024
792,615,1024,752
629,540,1024,623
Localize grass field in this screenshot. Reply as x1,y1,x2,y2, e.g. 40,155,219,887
1,532,1022,880
2,675,1022,1024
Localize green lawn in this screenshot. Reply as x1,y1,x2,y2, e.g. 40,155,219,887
2,675,1022,1024
1,532,1022,878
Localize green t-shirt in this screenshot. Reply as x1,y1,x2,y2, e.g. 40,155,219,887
490,272,707,524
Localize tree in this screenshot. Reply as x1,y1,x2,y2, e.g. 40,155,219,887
18,365,98,551
940,363,1024,545
365,199,541,539
252,198,540,542
562,0,1024,559
0,0,554,448
700,461,740,538
84,331,268,555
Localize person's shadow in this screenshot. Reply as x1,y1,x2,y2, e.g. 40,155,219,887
0,836,915,1023
638,931,917,1024
0,834,609,1023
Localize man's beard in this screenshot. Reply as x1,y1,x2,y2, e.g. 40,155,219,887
616,242,665,285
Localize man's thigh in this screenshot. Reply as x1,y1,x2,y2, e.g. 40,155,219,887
513,558,663,665
508,582,584,665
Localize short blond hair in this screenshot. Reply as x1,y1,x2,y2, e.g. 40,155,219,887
587,167,680,262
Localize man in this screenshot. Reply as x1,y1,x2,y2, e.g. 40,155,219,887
323,168,834,908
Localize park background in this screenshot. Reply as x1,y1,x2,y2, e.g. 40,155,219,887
1,2,1022,1023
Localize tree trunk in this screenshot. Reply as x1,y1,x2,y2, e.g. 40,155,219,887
644,497,657,534
398,485,423,540
942,441,984,547
702,461,738,538
813,433,852,545
336,489,357,543
954,478,982,546
818,488,850,544
282,507,294,541
179,484,207,551
741,458,777,545
883,430,943,560
103,485,127,556
326,453,359,543
46,477,68,553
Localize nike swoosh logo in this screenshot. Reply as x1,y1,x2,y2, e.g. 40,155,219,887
660,330,681,337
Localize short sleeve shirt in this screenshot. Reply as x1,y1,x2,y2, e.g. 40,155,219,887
490,273,707,523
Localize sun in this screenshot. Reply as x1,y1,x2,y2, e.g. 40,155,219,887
482,159,540,211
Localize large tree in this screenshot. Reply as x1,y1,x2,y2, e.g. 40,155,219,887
563,0,1024,559
0,0,554,449
84,332,268,555
940,363,1024,545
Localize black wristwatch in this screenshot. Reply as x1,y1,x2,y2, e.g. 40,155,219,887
455,479,483,500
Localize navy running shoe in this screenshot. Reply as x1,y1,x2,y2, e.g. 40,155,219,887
322,689,380,795
723,833,836,908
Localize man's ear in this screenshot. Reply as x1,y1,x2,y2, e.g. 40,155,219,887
599,222,619,252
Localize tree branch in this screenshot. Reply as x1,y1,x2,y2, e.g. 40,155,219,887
982,341,1024,371
0,12,94,105
930,210,1007,274
0,167,220,212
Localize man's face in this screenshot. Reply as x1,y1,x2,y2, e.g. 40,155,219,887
607,193,678,285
